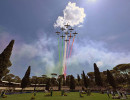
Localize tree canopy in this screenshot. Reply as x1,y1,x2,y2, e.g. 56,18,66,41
0,40,15,80
21,66,31,89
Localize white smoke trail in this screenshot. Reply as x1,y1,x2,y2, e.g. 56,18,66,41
62,35,68,74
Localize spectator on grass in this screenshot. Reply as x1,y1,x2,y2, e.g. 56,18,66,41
107,90,110,98
122,91,127,99
124,91,128,99
1,90,5,97
50,88,53,96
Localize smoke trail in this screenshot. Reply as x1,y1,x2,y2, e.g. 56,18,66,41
67,38,70,59
58,37,60,62
61,38,64,74
64,65,67,80
62,38,64,60
62,35,67,75
64,37,70,79
69,35,75,58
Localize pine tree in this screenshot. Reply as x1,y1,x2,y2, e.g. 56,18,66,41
82,71,88,88
107,69,116,89
77,74,81,86
21,66,31,89
58,76,61,91
0,40,15,80
70,75,75,90
77,74,80,82
94,63,103,86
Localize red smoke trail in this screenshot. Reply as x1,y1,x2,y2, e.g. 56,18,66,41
64,65,67,80
67,38,70,59
69,36,75,58
64,37,71,80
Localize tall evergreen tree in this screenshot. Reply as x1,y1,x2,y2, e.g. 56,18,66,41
107,69,116,89
0,40,15,80
21,66,31,89
94,63,103,86
82,71,88,88
77,74,81,86
66,75,70,86
69,75,75,90
77,74,80,83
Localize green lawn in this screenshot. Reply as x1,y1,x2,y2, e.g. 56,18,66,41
0,92,130,100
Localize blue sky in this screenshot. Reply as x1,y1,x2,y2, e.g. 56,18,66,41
0,0,130,78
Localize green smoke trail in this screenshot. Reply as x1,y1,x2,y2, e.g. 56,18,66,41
62,38,64,60
61,38,64,74
58,37,60,63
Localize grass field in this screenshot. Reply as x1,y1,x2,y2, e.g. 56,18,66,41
0,92,130,100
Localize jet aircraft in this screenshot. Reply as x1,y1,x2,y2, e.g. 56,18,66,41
64,39,69,42
61,27,65,31
64,23,70,28
65,31,69,35
60,35,65,39
68,33,73,39
56,31,60,35
73,32,78,35
69,27,74,32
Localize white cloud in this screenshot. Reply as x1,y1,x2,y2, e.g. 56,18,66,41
54,2,86,28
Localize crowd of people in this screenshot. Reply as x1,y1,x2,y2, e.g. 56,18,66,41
107,90,128,99
0,88,129,99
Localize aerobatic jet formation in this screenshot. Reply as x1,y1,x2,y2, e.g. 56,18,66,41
55,24,78,79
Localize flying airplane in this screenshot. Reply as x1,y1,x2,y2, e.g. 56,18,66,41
60,35,65,39
64,39,69,42
68,33,73,39
61,27,65,31
56,31,60,35
65,31,69,35
73,32,78,35
69,27,74,32
64,23,70,28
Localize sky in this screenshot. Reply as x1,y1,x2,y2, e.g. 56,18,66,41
0,0,130,78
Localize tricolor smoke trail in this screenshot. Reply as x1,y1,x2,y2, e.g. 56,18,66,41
64,35,71,79
69,35,75,58
62,35,67,76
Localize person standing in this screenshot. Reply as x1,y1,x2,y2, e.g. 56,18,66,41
107,90,110,98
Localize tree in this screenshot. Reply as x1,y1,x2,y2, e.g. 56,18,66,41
82,71,89,88
87,72,95,87
66,75,70,86
14,76,21,83
113,63,130,74
77,74,81,86
30,76,38,85
87,72,94,80
0,40,15,80
94,63,103,86
107,69,116,89
57,75,62,90
69,75,75,90
21,66,31,89
2,74,15,83
45,78,50,90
